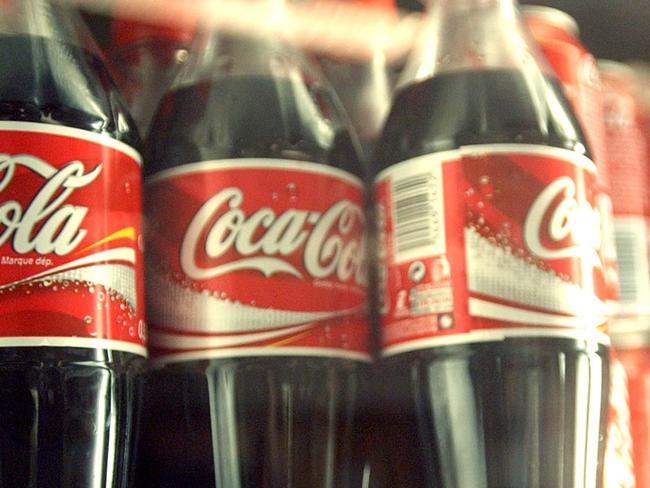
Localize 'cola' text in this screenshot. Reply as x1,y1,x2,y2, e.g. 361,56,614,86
0,154,102,256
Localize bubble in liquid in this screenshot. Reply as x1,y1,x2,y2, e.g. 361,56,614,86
88,286,95,293
286,183,298,201
42,278,52,287
129,327,135,337
479,176,490,185
477,201,485,209
97,291,105,302
83,315,93,324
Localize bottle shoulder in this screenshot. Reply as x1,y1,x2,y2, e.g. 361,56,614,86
374,69,590,173
0,35,140,149
144,75,364,180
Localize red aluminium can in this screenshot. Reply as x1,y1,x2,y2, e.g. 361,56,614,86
613,332,650,488
601,60,650,488
524,6,619,305
600,62,650,323
523,5,607,167
604,352,636,488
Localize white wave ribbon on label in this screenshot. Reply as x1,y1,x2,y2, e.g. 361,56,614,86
0,248,137,304
30,264,136,308
150,323,315,350
0,247,136,284
148,268,361,333
466,227,607,325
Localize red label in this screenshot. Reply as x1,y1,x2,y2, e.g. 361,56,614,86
145,160,368,362
0,122,145,356
601,72,650,318
375,145,609,355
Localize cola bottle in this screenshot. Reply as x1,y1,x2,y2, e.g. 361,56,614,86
108,13,195,137
0,1,144,487
373,0,610,487
137,11,368,488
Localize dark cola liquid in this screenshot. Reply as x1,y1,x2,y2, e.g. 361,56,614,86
0,35,141,487
139,76,366,488
372,69,609,488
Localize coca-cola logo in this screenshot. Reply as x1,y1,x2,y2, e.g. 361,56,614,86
0,154,102,256
524,176,603,278
180,187,366,285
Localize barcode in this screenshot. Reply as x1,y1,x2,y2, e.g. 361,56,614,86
614,220,650,312
392,172,442,260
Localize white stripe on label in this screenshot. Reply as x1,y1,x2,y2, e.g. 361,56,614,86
0,336,147,357
146,159,363,187
382,328,610,357
0,247,136,289
468,298,607,329
150,323,315,349
150,346,371,365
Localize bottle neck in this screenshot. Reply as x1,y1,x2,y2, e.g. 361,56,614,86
429,0,517,14
0,0,96,51
399,0,548,88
